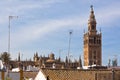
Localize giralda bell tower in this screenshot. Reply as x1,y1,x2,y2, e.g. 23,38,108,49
84,5,102,66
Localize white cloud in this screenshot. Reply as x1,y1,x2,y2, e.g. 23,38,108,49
95,3,120,26
2,1,120,49
0,0,68,26
10,16,85,48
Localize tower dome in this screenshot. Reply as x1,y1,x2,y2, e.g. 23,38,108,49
49,53,54,60
46,53,56,63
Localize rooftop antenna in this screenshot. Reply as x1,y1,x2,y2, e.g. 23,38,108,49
8,16,18,54
68,30,73,67
7,16,18,77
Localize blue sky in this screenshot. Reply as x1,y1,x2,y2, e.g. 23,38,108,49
0,0,120,66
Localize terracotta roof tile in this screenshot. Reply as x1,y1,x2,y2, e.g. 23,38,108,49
40,69,120,80
23,71,38,79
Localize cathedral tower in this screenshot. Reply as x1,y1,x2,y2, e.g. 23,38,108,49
84,5,102,66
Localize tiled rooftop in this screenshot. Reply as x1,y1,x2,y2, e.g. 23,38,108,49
40,69,120,80
23,71,38,79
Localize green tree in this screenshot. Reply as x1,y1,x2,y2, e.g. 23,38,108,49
0,52,11,65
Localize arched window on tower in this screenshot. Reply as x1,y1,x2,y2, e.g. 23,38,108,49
97,38,99,44
99,39,101,44
93,51,96,59
92,25,95,30
94,37,96,44
93,50,97,64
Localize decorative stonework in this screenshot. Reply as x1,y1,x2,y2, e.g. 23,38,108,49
84,5,102,66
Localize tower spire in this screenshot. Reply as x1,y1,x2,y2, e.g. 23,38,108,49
88,5,97,34
90,5,93,11
89,5,96,24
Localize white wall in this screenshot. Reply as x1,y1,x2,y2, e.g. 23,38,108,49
34,70,46,80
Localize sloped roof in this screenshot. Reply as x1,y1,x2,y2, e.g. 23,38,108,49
41,69,96,80
23,71,38,79
40,68,120,80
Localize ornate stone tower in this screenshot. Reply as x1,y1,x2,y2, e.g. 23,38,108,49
84,5,102,66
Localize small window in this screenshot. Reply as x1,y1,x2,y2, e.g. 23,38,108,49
92,25,94,30
94,61,96,64
93,51,96,59
94,37,96,44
